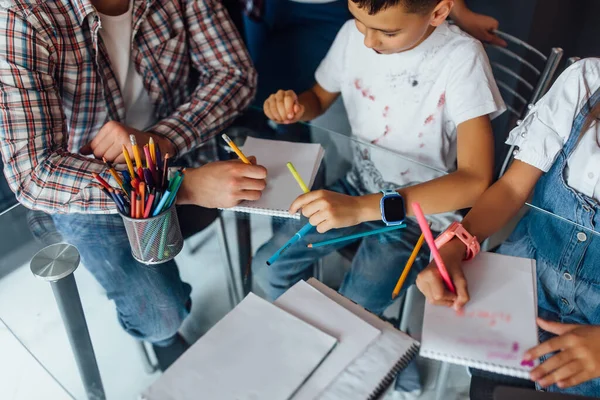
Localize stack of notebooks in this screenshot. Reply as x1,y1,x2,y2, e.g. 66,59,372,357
223,137,325,219
142,253,540,400
141,279,419,400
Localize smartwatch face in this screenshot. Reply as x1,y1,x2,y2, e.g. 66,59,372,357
383,196,406,223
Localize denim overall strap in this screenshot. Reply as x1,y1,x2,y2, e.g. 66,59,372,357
523,86,600,396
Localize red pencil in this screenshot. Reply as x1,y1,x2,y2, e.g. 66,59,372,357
144,192,155,218
92,172,112,191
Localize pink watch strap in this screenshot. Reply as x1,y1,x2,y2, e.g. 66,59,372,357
435,222,480,260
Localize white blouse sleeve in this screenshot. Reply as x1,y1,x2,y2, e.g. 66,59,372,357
505,58,600,172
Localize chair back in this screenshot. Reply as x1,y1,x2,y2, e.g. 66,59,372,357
485,30,563,177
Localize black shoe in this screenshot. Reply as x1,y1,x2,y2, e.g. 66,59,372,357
153,333,190,371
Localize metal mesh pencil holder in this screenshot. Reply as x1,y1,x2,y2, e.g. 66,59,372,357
121,204,183,265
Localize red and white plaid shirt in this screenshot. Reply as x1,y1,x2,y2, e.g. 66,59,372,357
0,0,256,214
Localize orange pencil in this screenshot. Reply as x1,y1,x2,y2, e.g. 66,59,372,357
130,194,137,218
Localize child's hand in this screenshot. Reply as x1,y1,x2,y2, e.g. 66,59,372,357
454,10,507,47
289,190,364,233
263,90,305,124
525,319,600,389
416,239,470,311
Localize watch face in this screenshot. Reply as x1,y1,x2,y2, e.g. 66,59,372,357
384,196,406,222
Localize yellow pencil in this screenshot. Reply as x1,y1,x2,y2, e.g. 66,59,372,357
392,233,425,299
102,157,126,191
122,145,135,178
149,137,156,164
221,134,251,164
130,135,143,170
286,162,310,193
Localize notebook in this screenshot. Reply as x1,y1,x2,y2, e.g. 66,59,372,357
420,252,539,379
304,279,420,400
141,293,337,400
224,136,325,218
275,281,382,400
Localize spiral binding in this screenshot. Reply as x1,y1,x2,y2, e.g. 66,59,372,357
420,349,532,380
368,343,420,400
220,206,301,219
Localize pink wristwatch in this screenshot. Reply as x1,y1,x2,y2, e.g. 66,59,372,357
434,222,480,261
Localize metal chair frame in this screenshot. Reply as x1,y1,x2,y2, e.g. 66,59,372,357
490,30,563,177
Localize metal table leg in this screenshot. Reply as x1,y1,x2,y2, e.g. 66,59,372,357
236,215,253,296
30,244,106,400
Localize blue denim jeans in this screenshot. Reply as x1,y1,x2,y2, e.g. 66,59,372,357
52,213,191,346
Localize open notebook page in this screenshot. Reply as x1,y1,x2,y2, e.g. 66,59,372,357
275,281,381,400
141,293,337,400
421,252,538,379
225,137,324,218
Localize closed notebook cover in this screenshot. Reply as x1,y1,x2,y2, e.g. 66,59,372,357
305,279,420,400
141,293,337,400
223,137,325,219
275,281,382,400
420,252,538,379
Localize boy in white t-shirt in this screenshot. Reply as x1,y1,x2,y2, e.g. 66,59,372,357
253,0,505,365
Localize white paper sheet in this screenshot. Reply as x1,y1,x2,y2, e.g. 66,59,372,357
275,281,381,400
420,252,538,378
141,293,337,400
225,137,325,218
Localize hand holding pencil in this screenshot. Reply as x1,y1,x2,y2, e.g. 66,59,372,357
415,228,471,310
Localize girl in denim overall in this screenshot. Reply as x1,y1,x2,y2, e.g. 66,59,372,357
416,58,600,398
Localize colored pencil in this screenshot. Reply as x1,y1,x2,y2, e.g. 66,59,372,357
307,224,407,249
222,133,251,164
130,135,143,170
286,162,309,193
412,202,456,294
392,233,425,299
149,137,156,164
122,144,136,178
92,172,112,191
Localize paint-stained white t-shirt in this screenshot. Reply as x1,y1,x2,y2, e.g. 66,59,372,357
316,20,505,228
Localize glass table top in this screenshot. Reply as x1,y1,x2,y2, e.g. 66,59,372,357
0,113,597,399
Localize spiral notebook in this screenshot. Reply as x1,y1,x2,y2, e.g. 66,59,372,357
223,136,325,219
304,279,420,400
420,252,539,379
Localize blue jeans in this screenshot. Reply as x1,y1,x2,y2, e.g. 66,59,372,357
52,213,191,346
252,178,431,313
244,0,351,104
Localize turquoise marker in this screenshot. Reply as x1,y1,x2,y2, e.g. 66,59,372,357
152,190,171,216
267,222,314,266
307,224,407,249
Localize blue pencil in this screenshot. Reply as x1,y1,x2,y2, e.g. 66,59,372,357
267,222,315,266
307,224,407,249
152,190,171,216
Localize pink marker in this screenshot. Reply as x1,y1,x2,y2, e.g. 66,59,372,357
412,202,456,294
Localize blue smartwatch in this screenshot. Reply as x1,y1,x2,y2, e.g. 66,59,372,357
380,190,406,226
